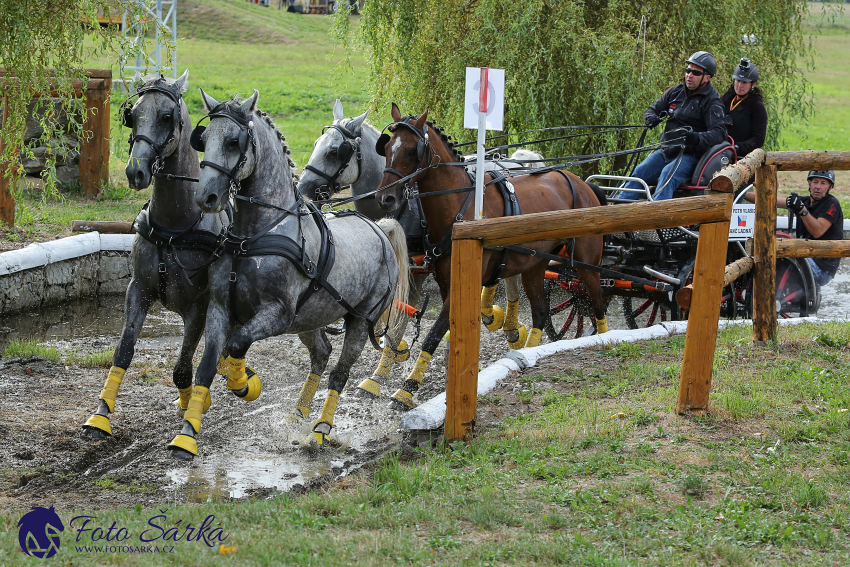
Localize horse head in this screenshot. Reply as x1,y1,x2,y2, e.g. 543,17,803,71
192,88,262,213
299,99,370,200
375,103,431,212
124,70,190,190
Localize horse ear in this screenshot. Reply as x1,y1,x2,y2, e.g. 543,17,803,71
199,87,219,112
349,108,370,131
175,69,189,93
414,107,429,130
333,99,344,121
240,89,259,115
390,103,402,122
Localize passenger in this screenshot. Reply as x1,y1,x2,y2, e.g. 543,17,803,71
744,170,844,286
618,51,727,201
720,58,767,158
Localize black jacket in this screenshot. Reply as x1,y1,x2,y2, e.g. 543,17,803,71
720,87,767,157
645,82,727,155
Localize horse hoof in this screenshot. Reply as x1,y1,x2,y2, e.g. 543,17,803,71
82,414,112,439
354,377,381,399
485,305,505,331
167,434,198,459
388,389,415,412
311,431,331,447
169,448,195,461
507,325,528,350
232,369,261,402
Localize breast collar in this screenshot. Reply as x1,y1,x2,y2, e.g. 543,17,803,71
303,123,363,199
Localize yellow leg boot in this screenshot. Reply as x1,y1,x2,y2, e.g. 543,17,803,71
167,385,209,458
525,328,543,348
355,338,406,399
83,366,126,437
282,373,322,426
174,386,211,416
216,355,229,375
227,357,262,402
312,389,340,447
503,300,527,349
595,316,609,334
480,286,505,331
389,351,431,412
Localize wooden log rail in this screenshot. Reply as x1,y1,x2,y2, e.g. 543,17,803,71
776,239,850,258
708,148,765,194
72,220,135,234
0,68,112,226
675,255,754,310
445,193,733,440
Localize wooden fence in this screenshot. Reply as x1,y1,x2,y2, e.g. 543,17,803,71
445,194,734,441
0,68,112,226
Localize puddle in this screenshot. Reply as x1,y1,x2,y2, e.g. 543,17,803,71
0,295,183,351
169,452,343,501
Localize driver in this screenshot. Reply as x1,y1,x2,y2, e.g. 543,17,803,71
618,51,727,201
745,170,844,286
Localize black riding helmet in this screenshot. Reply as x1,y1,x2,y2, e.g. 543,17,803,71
686,51,717,76
807,170,835,187
732,58,759,82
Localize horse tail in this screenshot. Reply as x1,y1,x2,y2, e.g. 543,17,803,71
587,181,608,207
376,218,410,345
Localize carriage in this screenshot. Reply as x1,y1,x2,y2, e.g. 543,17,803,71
540,139,820,340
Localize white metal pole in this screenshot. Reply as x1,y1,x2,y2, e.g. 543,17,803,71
474,67,488,220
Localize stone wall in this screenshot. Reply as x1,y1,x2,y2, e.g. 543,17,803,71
18,98,84,189
0,234,134,316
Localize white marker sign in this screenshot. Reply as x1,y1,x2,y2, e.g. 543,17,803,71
463,67,505,131
729,204,756,239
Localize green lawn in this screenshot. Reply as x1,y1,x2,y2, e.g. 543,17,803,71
2,322,850,565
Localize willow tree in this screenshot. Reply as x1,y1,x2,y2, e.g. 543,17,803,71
0,0,168,202
336,0,818,167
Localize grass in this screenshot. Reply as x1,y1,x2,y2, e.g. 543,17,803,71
3,321,850,565
1,338,113,367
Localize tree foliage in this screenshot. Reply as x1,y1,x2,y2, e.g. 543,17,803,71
337,0,820,166
0,0,168,201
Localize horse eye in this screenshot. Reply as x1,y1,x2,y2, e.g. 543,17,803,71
227,139,239,149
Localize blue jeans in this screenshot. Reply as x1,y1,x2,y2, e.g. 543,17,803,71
617,150,701,201
807,258,835,287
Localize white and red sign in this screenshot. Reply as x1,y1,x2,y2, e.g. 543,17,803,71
464,67,505,131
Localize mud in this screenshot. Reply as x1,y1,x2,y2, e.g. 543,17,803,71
0,260,846,512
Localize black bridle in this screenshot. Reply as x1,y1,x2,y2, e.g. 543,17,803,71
121,79,198,182
190,108,257,203
303,123,363,199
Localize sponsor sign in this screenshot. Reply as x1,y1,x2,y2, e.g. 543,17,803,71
729,204,755,239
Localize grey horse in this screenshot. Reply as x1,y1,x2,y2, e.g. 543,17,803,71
298,101,536,406
83,71,232,440
166,88,409,459
83,70,232,439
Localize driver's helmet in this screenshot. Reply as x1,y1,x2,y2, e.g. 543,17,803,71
807,170,835,186
685,51,717,77
732,58,759,82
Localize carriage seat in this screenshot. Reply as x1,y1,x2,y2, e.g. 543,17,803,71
679,140,737,190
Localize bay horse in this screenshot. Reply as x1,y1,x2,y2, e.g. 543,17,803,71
298,100,534,400
82,71,233,440
375,104,609,411
167,89,409,458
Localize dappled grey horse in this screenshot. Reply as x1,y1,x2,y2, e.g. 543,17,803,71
298,100,532,403
83,71,232,440
166,88,409,459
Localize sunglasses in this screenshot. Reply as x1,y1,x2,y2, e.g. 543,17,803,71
684,68,706,77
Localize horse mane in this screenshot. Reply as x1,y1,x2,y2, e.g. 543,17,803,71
216,97,299,185
425,120,464,163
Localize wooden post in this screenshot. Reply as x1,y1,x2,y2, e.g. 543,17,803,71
80,82,108,196
445,238,483,442
753,165,778,344
0,90,13,226
677,219,731,413
675,255,754,310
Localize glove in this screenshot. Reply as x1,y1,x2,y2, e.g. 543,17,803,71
684,131,700,147
786,192,805,214
644,113,662,129
659,128,688,158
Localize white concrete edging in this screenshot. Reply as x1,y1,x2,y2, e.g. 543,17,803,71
399,316,824,431
0,233,134,276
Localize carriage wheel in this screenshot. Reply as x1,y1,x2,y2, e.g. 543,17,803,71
775,257,819,318
622,295,677,330
544,279,597,341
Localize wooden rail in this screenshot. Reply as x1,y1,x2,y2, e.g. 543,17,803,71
446,194,733,440
0,69,111,226
675,255,754,310
72,220,135,234
765,151,850,171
